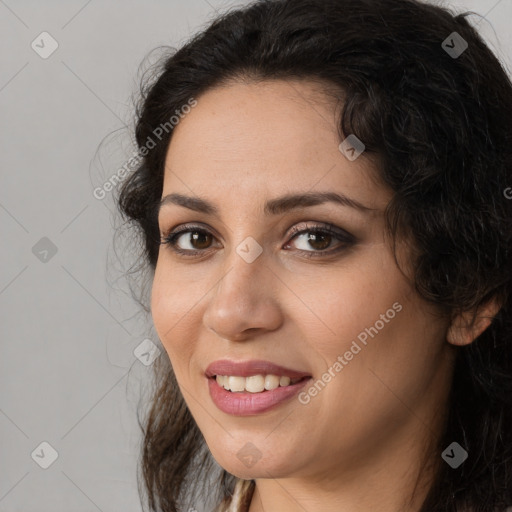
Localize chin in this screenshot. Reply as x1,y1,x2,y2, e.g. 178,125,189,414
208,442,298,480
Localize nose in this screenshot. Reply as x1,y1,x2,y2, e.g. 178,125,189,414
202,248,283,341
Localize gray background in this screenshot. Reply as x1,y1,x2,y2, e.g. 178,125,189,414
1,1,511,511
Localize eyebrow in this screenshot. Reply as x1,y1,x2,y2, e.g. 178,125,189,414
158,191,377,217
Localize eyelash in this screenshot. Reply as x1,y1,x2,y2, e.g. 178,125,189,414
160,222,355,259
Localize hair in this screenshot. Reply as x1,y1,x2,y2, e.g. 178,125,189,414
116,0,512,510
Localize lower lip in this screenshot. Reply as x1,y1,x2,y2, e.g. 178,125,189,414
207,377,311,416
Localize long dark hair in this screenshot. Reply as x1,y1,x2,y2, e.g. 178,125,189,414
116,0,512,510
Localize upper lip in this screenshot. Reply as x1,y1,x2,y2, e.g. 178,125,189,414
205,359,311,379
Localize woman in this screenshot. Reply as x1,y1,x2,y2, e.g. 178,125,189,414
117,0,512,510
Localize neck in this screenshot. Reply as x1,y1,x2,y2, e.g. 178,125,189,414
248,436,441,512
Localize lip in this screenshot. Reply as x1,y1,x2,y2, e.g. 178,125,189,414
205,359,311,379
205,359,312,416
207,376,311,416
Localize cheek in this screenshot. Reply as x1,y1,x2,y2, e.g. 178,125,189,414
150,264,198,367
290,247,410,357
292,250,443,412
306,278,446,427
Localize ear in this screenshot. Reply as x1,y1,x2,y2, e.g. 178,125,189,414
446,297,502,347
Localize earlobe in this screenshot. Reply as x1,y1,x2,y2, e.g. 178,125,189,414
446,298,501,347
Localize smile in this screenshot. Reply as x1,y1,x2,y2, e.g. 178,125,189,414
215,374,304,393
205,359,312,415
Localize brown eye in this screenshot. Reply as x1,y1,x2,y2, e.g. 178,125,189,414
301,232,332,251
188,230,212,250
285,223,354,256
173,229,213,250
161,226,218,255
162,222,354,259
289,231,335,252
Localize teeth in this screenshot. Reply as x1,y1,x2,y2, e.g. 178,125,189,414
264,374,280,390
245,375,265,393
279,376,291,387
215,374,303,393
228,376,245,392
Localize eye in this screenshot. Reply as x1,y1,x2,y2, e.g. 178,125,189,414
284,222,355,257
160,221,355,258
160,224,217,255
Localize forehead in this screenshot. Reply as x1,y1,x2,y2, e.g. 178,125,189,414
162,78,388,210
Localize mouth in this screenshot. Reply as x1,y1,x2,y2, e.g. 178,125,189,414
205,359,311,380
210,374,310,393
205,359,312,415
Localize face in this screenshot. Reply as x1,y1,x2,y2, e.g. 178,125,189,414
151,79,455,482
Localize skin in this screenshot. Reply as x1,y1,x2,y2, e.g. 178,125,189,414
150,78,496,512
